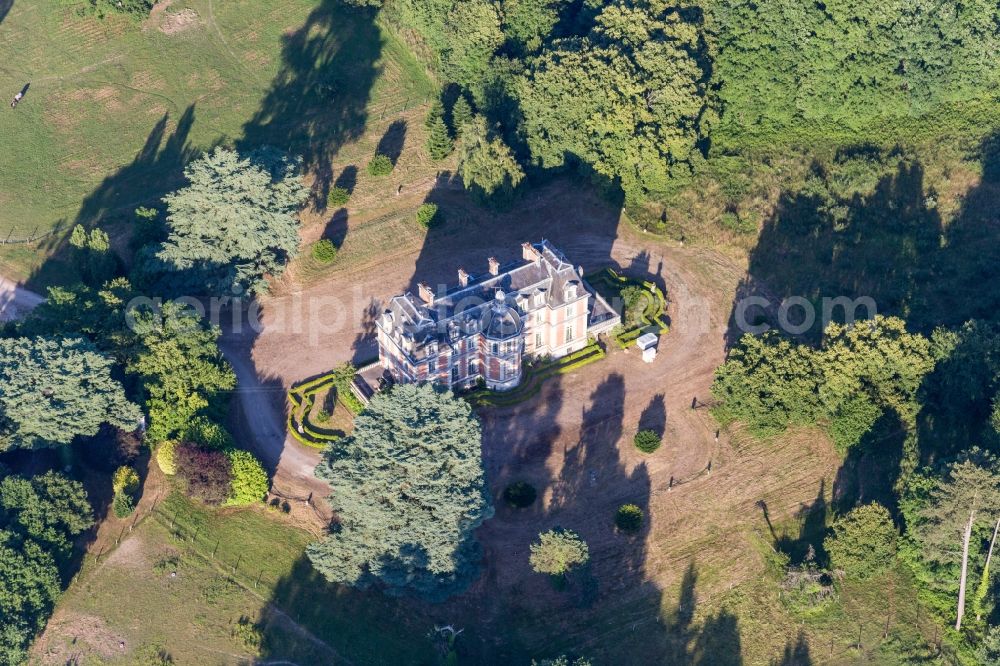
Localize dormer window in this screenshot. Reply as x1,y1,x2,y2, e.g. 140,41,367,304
564,282,578,300
534,291,545,307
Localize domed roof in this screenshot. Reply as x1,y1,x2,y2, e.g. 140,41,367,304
480,294,522,340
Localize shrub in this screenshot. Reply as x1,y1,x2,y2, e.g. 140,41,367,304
82,0,155,19
112,491,135,518
615,504,643,532
131,644,173,665
416,203,440,228
180,417,234,451
367,154,393,176
311,238,337,264
719,211,758,235
327,186,350,207
232,616,263,653
175,443,232,505
824,502,897,580
112,466,140,495
315,408,331,423
529,528,589,577
633,429,661,453
503,481,537,508
226,450,269,506
157,440,179,475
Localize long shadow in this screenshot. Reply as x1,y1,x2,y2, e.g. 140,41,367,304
0,0,11,25
333,165,357,195
772,481,829,567
832,409,907,515
376,119,407,164
238,0,382,207
23,106,198,292
732,139,1000,347
727,136,1000,512
728,157,942,347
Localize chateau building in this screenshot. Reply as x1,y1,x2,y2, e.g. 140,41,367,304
376,241,620,391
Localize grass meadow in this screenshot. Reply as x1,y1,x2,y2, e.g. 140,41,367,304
0,0,434,279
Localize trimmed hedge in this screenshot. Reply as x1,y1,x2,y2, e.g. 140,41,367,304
286,362,368,448
586,268,669,349
465,341,607,408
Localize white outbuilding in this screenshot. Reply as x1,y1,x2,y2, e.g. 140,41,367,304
636,332,659,363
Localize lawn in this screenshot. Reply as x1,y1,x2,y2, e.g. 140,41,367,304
0,0,435,279
34,490,437,664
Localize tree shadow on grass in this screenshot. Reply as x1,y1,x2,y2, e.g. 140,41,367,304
239,0,383,208
24,105,199,291
0,0,11,25
376,119,407,165
832,409,907,515
771,481,830,567
729,136,1000,349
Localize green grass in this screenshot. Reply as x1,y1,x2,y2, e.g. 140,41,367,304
0,0,434,276
585,268,669,348
45,490,436,664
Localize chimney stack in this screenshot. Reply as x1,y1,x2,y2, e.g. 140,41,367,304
417,282,435,304
522,242,540,262
488,257,500,276
458,268,470,287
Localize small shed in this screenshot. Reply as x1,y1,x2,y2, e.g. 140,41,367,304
636,333,659,363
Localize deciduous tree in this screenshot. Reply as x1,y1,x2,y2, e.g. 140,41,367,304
825,503,897,579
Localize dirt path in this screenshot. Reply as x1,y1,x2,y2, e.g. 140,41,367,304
239,183,747,503
0,273,44,321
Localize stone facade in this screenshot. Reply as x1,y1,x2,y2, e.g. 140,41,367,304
376,241,620,391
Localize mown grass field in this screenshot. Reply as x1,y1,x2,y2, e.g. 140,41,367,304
35,434,955,665
0,0,435,279
34,490,436,664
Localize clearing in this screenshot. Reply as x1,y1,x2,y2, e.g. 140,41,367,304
214,179,946,662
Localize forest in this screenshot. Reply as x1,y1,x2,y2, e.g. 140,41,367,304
359,0,1000,205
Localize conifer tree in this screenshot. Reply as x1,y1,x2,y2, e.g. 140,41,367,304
450,94,473,137
0,337,141,449
426,114,454,160
457,116,524,204
307,383,493,600
157,147,310,296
